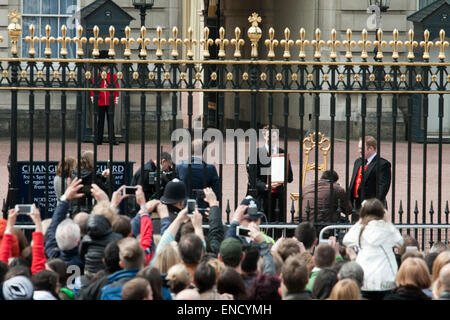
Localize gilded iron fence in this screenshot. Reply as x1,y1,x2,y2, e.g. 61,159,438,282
2,11,450,241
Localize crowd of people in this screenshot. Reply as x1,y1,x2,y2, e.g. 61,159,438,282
0,174,449,300
0,131,449,301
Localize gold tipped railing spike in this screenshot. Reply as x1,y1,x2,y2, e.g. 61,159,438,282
295,28,310,60
73,25,87,57
265,28,278,59
184,27,197,59
168,27,183,58
358,29,372,60
420,29,433,61
281,28,294,59
247,12,262,58
137,26,151,57
105,25,119,57
8,10,22,56
215,27,229,58
389,29,403,61
404,29,418,61
154,27,167,58
327,29,341,60
311,28,325,60
120,26,135,58
231,27,245,58
200,27,214,58
89,25,103,57
373,29,387,60
42,24,56,57
25,24,39,56
57,25,71,57
342,29,356,60
435,29,448,61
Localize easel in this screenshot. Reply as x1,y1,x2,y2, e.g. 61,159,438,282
290,132,330,214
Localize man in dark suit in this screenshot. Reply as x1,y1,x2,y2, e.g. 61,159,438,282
176,139,220,210
349,136,391,213
247,125,293,223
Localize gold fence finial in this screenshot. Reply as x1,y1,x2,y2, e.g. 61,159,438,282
200,27,214,58
231,27,245,58
435,29,449,61
121,26,135,57
89,25,103,57
169,27,182,58
215,27,229,58
342,29,355,60
281,28,294,59
105,25,119,57
137,26,151,57
25,24,39,56
327,29,341,60
265,28,278,59
296,28,310,60
8,10,22,56
311,28,325,60
247,12,262,58
358,29,372,60
420,29,433,60
58,25,71,57
73,25,87,57
42,24,56,57
389,29,403,60
404,29,418,61
373,29,386,60
154,26,167,58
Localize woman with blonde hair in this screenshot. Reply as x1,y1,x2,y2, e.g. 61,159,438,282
384,257,432,300
431,251,450,299
329,279,361,300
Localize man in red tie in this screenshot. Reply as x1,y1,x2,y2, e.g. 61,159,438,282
349,136,391,214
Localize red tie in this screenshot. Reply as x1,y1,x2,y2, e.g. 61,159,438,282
354,161,369,198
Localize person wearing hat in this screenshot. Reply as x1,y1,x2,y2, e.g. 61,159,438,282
2,275,34,300
131,178,187,238
90,50,119,146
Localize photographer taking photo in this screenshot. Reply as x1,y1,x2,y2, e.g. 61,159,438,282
128,152,175,214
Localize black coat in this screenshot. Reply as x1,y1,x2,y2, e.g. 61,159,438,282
79,214,122,275
349,155,391,206
247,146,293,195
383,285,431,300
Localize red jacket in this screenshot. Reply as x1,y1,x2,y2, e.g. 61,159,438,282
31,232,46,274
0,230,46,275
140,215,154,266
90,73,119,106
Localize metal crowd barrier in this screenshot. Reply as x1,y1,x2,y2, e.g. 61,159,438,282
319,224,450,251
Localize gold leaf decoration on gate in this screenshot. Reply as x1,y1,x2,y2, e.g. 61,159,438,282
137,26,151,57
169,27,182,58
215,27,229,59
89,26,103,57
358,29,372,60
435,29,449,61
373,29,386,60
296,28,310,60
404,29,418,61
105,26,119,57
327,29,340,60
281,28,294,59
311,28,325,60
8,10,22,56
389,29,402,61
265,28,278,59
154,27,167,58
24,24,39,56
121,26,135,58
248,12,262,58
73,25,87,57
420,29,433,61
184,27,197,58
342,29,356,60
42,24,56,57
231,27,245,58
58,25,72,57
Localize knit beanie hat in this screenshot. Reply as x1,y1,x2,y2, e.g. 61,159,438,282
2,276,34,300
